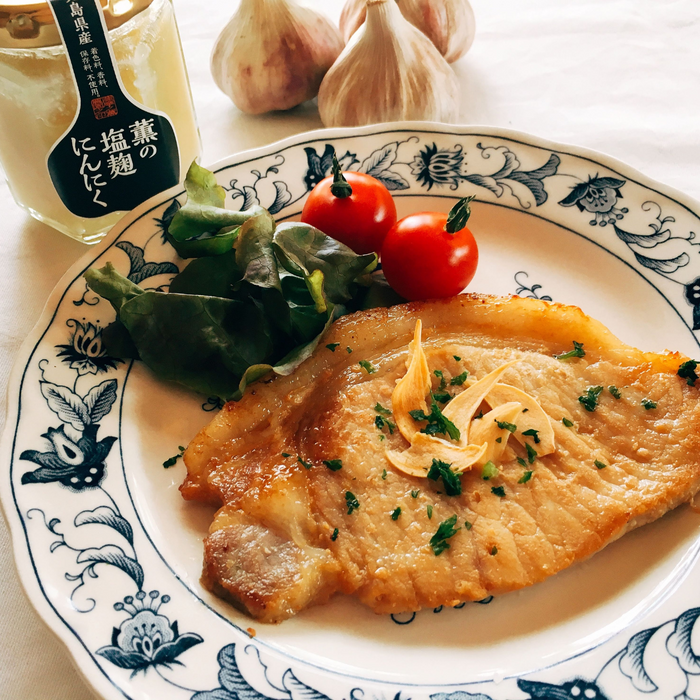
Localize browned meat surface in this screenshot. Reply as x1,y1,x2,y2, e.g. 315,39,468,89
181,294,700,623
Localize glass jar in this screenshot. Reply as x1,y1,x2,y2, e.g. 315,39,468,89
0,0,201,243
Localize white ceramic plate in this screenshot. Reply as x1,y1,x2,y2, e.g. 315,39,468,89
4,122,700,700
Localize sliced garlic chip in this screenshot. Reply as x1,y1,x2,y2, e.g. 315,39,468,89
391,320,431,442
386,432,487,478
485,384,556,456
469,402,522,466
442,360,519,446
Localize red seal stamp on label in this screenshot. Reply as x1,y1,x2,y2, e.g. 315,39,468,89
91,95,118,120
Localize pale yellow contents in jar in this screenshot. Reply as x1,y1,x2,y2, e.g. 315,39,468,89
0,0,201,243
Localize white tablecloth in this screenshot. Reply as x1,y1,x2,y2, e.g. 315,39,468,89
1,0,699,696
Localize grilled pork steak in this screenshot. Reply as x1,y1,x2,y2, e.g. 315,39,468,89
181,295,700,622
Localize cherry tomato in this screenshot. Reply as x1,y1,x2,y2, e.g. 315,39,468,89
381,197,479,301
301,156,397,254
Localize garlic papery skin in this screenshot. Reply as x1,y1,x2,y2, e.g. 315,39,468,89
318,0,459,128
211,0,343,115
340,0,476,64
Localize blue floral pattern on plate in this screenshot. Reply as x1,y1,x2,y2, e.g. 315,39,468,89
3,123,700,700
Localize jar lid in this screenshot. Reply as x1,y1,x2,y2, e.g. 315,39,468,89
0,0,153,49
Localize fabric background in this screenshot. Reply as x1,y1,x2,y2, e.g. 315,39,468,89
0,0,699,697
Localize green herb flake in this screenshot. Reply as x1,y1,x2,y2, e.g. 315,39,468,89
375,414,396,435
427,459,462,496
562,417,574,428
526,443,538,464
517,457,528,468
375,403,392,416
430,514,461,556
465,520,473,530
359,360,377,374
578,385,604,412
490,546,498,556
331,528,339,541
391,507,402,521
381,469,388,480
473,411,484,420
346,346,353,354
522,408,529,413
345,491,360,514
481,461,499,480
594,459,607,470
519,470,533,484
411,489,420,498
495,437,502,444
522,428,540,444
555,341,586,361
433,392,451,404
434,369,447,391
450,371,469,386
409,394,460,441
495,419,517,433
427,505,433,519
453,355,462,362
324,459,343,472
641,398,657,410
678,359,699,387
326,343,340,352
379,434,386,442
163,445,185,468
608,385,622,399
298,456,312,470
491,485,506,498
281,452,292,458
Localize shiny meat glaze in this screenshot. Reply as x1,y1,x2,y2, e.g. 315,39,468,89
181,294,700,623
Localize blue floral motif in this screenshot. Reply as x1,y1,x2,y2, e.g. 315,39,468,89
97,591,203,676
559,176,629,226
115,240,179,285
56,320,122,376
303,145,359,190
20,423,115,490
517,679,609,699
410,143,465,190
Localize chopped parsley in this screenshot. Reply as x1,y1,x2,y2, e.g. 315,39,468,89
491,486,506,498
641,398,657,410
391,507,402,521
331,528,339,541
379,434,386,442
495,437,502,443
522,408,529,413
375,414,396,434
678,359,699,387
517,457,528,468
490,546,498,556
434,369,447,390
281,452,292,458
381,469,388,480
375,403,392,416
346,346,353,353
163,445,185,468
608,385,622,399
359,360,377,374
326,343,340,352
430,514,460,556
473,410,484,420
451,371,469,386
427,459,462,496
298,456,312,470
324,459,343,471
453,355,462,362
519,470,533,484
481,461,499,480
522,428,540,444
594,460,607,470
411,489,420,498
433,392,452,404
555,341,586,361
409,394,461,441
345,491,360,514
562,417,574,428
578,385,604,412
526,443,538,464
495,419,517,433
464,521,473,530
427,505,433,519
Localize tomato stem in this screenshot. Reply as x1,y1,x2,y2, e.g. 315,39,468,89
445,195,476,234
330,154,353,199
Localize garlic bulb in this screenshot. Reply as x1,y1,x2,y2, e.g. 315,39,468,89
211,0,343,115
318,0,459,128
340,0,476,63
